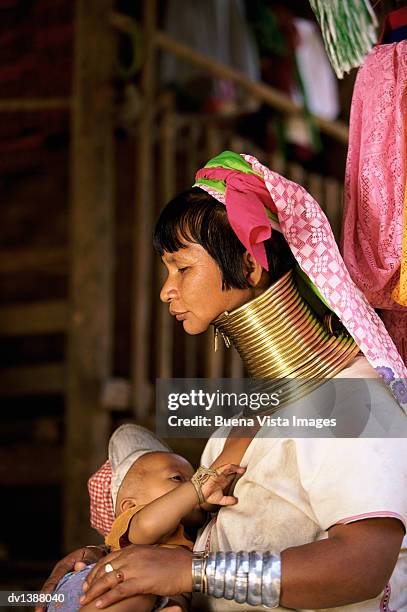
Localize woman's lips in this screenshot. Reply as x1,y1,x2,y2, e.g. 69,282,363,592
170,309,188,321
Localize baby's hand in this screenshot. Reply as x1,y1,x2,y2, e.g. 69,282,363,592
200,463,245,506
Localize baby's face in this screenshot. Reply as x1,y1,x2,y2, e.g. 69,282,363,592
117,451,194,514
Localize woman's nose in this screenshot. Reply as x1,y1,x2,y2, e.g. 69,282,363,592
160,275,178,303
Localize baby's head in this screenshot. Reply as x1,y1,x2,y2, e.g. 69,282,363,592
115,451,194,516
109,424,194,517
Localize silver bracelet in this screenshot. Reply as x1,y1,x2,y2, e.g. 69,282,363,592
205,552,217,596
214,552,226,598
262,552,281,608
248,551,263,606
224,551,237,600
193,550,281,608
234,551,249,604
192,551,207,592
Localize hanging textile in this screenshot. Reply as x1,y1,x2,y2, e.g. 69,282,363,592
342,9,407,364
308,0,377,78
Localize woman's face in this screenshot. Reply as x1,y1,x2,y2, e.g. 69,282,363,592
160,243,253,334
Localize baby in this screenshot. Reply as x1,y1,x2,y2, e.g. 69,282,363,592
49,424,244,612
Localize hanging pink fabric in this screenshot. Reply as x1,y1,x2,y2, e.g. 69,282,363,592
342,41,407,363
195,167,277,270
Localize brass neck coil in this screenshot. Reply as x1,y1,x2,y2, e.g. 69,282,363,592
213,269,360,382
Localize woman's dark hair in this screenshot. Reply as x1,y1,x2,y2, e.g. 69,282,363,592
153,186,295,289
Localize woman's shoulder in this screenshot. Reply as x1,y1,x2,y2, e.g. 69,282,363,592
333,354,378,379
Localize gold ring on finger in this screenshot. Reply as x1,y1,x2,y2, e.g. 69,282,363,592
115,570,124,583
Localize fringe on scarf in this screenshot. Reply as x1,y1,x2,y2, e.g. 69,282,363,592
309,0,378,78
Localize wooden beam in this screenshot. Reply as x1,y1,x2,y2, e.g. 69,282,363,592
0,247,68,274
0,300,67,336
65,0,115,550
155,31,349,145
131,0,157,418
0,364,65,396
0,98,71,112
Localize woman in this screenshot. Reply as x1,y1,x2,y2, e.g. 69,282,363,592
39,152,407,611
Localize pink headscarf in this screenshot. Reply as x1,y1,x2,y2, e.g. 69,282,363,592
195,166,277,270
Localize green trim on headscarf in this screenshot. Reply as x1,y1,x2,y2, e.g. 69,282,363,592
264,206,279,226
295,265,331,310
203,150,261,175
195,151,263,194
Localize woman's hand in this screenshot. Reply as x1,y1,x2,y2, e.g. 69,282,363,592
79,545,192,609
35,546,107,612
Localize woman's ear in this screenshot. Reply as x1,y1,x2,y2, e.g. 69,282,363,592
242,251,264,287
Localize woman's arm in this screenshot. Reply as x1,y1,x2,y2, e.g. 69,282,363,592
280,517,404,608
79,518,404,609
